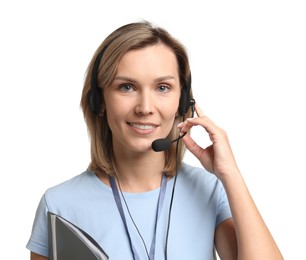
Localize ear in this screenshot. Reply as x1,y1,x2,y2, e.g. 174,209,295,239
98,104,106,117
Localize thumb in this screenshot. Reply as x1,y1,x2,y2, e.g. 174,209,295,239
181,133,204,160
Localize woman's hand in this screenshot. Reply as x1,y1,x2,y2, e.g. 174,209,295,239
179,104,284,260
178,103,239,181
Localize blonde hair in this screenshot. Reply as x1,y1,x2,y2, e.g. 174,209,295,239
80,21,193,176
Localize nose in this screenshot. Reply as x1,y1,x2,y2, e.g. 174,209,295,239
135,90,154,115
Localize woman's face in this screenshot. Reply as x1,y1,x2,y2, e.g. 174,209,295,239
103,43,181,154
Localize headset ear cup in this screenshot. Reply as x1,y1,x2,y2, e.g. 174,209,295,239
87,88,102,115
178,74,192,116
88,44,110,115
178,88,187,116
184,96,191,114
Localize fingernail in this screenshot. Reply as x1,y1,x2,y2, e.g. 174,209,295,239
179,131,186,136
177,122,183,127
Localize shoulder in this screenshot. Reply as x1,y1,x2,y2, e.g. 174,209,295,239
46,170,92,192
179,162,219,186
44,169,100,206
178,162,226,200
176,163,232,225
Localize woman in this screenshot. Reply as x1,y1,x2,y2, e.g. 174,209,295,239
27,21,283,259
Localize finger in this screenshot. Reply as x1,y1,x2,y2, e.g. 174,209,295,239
186,116,219,136
181,133,203,158
177,104,205,130
194,103,205,117
177,115,212,135
177,119,194,134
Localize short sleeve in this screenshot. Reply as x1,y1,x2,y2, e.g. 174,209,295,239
215,181,232,227
26,194,49,257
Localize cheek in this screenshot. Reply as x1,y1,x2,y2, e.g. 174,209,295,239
104,100,121,130
166,97,180,116
104,96,134,135
104,92,124,117
165,98,180,127
162,105,178,128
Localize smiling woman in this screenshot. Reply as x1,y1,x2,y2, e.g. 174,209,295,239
26,21,283,260
104,44,181,155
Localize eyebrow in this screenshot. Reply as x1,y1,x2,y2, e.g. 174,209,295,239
113,75,177,83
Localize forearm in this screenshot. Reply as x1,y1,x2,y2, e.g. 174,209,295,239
222,170,283,260
30,252,48,260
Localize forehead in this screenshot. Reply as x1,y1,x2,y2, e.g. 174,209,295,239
117,44,179,76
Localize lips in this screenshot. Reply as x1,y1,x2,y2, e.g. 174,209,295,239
127,122,157,130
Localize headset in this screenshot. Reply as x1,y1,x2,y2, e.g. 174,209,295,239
87,43,193,118
87,43,195,152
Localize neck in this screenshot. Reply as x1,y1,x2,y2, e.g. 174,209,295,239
96,145,168,192
113,149,166,193
114,167,164,193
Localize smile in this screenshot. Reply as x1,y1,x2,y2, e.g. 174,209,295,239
128,123,156,130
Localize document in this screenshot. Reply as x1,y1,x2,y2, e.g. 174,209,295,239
48,212,109,260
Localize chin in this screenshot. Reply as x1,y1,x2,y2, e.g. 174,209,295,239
129,141,154,153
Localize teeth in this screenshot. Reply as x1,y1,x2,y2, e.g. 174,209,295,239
130,123,155,130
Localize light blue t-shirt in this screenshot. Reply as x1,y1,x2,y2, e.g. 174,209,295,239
27,163,232,259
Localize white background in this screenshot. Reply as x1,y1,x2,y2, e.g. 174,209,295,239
1,0,305,259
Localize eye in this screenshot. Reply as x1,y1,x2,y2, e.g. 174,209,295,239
119,84,134,92
157,84,170,93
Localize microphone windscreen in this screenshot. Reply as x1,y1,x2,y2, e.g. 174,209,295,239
151,138,172,152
